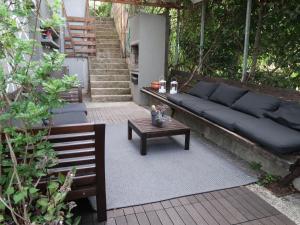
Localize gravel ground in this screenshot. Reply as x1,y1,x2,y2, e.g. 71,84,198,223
247,184,300,225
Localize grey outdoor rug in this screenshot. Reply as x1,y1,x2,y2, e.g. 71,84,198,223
92,123,257,209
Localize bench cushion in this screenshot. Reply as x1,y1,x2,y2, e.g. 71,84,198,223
181,98,228,116
166,93,198,106
48,112,88,126
51,103,87,115
234,118,300,154
265,102,300,131
209,83,248,106
232,92,280,117
203,108,256,131
188,81,219,99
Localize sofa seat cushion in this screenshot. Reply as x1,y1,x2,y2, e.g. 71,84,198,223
265,102,300,131
209,83,248,106
202,108,256,131
181,98,228,116
232,92,280,117
48,112,88,126
234,118,300,154
188,81,219,99
166,93,199,106
51,103,87,115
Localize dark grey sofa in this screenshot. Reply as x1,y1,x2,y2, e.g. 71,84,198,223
167,82,300,155
47,103,88,126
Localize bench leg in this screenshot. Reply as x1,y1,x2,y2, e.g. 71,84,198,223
128,124,132,140
185,131,190,150
141,136,147,155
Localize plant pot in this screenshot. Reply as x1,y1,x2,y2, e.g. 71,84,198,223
151,111,166,128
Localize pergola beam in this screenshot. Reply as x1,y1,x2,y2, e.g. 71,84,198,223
241,0,252,82
93,0,182,9
198,0,206,72
174,9,180,65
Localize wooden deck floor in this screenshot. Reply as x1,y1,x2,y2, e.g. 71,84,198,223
82,103,296,225
87,102,149,124
78,186,295,225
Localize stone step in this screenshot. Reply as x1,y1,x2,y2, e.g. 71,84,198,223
91,95,132,102
96,31,117,36
95,21,114,25
96,43,120,48
96,52,122,58
91,88,131,95
96,35,119,40
91,81,130,88
95,17,114,22
96,48,121,53
90,75,130,81
95,26,115,30
90,63,128,69
89,69,129,75
89,58,125,64
96,39,120,45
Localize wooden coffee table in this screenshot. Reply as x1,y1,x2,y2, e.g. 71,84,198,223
128,118,190,155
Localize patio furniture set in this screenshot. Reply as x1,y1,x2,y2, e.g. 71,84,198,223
142,77,300,188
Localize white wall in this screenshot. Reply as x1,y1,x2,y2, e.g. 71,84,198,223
64,58,89,94
64,0,86,17
63,0,89,94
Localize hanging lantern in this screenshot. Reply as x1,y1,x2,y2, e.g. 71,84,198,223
170,79,178,94
158,78,166,93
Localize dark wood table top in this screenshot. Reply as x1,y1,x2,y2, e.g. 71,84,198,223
128,118,190,134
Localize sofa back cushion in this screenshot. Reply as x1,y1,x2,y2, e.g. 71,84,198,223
188,81,218,99
209,83,248,106
264,102,300,131
231,92,280,117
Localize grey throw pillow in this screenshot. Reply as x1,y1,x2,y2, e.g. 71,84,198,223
188,81,219,99
264,101,300,131
232,92,280,117
209,83,248,106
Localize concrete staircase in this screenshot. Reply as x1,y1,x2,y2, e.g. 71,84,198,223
89,17,132,102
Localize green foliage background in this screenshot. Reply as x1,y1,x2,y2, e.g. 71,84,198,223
173,0,300,89
131,0,300,89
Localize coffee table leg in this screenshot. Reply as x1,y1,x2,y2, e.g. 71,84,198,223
140,136,147,155
128,124,132,140
185,131,190,150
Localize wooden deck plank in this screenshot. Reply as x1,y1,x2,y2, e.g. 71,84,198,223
115,216,127,225
183,204,209,225
161,200,173,209
165,208,185,225
156,210,173,225
146,211,163,225
136,212,151,225
200,200,231,225
77,187,297,225
125,214,139,225
174,205,197,225
192,203,219,225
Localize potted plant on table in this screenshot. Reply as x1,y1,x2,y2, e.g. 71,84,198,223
0,0,80,224
151,105,170,127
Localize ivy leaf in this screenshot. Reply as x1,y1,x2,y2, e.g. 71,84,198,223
0,201,5,210
5,187,15,195
48,181,59,194
58,173,65,184
29,187,39,194
13,190,27,204
0,214,4,222
37,198,48,207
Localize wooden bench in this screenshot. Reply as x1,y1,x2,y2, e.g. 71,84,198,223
46,122,107,222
